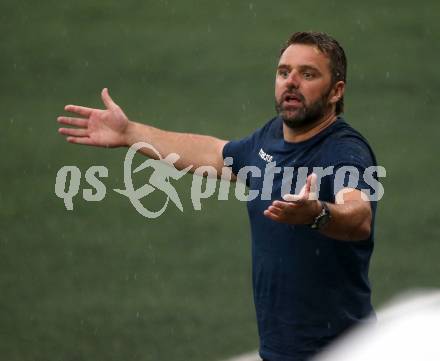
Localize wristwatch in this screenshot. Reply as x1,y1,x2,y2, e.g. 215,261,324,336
310,201,331,230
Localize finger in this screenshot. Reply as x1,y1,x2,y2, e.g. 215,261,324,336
272,200,296,209
308,173,318,200
302,173,313,200
66,136,95,146
101,88,118,109
64,104,94,117
295,173,317,202
283,178,308,203
57,116,88,128
263,209,282,222
58,127,89,137
267,205,284,216
282,193,302,203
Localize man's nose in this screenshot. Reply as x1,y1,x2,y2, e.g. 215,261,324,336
286,71,300,88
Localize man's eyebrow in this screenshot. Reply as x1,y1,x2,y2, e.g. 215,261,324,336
277,63,322,74
298,64,322,73
277,64,291,70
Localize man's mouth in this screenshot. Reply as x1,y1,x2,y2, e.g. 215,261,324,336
283,93,303,107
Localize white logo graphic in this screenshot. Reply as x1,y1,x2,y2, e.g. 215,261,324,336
259,148,273,163
54,142,386,218
114,142,191,219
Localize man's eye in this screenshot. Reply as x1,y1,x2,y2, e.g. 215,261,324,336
303,72,314,79
279,70,289,78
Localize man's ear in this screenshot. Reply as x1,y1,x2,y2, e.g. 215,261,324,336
329,81,345,105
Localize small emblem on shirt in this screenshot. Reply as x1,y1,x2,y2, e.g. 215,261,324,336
259,148,273,163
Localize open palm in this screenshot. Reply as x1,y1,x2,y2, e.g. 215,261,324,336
263,173,321,224
57,88,129,148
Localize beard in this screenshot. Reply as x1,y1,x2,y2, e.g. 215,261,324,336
275,87,332,129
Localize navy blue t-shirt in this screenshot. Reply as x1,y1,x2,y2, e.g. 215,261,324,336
223,116,378,361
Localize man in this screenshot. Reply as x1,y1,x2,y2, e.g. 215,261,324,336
58,32,379,361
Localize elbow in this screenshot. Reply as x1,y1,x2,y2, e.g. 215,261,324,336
352,202,373,241
351,211,372,241
354,221,371,241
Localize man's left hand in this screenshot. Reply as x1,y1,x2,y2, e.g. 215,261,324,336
263,173,322,225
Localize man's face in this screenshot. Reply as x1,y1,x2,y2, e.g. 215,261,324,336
275,44,335,129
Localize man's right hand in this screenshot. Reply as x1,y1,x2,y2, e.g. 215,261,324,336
58,88,130,148
57,88,230,176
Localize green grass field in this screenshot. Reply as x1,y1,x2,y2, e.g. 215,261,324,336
1,1,440,360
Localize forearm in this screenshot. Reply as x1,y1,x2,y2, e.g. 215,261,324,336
319,201,372,241
124,120,228,174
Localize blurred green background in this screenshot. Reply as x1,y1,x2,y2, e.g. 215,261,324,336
1,0,439,360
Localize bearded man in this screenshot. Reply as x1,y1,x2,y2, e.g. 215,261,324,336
58,31,380,361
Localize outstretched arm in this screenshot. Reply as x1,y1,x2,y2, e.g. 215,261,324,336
263,174,372,241
57,88,229,175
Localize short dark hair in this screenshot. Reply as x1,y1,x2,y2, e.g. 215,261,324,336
280,31,347,114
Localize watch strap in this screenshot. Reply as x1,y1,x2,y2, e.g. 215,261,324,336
310,201,331,230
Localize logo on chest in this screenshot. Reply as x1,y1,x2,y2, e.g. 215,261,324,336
258,148,273,163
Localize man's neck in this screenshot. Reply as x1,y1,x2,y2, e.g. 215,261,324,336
283,111,338,143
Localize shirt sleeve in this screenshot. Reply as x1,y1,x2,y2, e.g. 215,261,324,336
327,136,379,201
222,133,257,177
222,117,275,178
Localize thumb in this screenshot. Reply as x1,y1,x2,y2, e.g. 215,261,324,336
307,173,318,200
101,88,118,109
294,173,313,202
282,173,318,203
282,193,302,202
